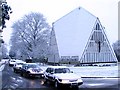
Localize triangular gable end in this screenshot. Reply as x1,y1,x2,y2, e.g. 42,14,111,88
80,18,118,64
53,7,97,59
48,26,60,63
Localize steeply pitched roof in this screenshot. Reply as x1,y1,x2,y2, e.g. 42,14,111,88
53,7,97,57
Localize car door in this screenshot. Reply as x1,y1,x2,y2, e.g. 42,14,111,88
21,65,28,74
45,68,55,81
45,68,51,79
48,68,55,81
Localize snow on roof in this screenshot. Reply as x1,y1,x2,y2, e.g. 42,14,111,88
53,7,97,58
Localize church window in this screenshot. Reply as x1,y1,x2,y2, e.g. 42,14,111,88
96,23,100,30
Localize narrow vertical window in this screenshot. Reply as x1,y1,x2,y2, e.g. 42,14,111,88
96,23,100,30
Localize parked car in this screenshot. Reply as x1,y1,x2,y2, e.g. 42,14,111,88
44,66,83,88
20,63,44,78
9,60,16,66
13,61,26,73
25,59,32,63
9,60,25,67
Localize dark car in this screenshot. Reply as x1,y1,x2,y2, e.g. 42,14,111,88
25,59,32,63
20,63,44,78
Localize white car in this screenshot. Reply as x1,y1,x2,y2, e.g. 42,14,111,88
9,60,25,67
44,66,83,88
9,60,16,66
13,61,26,73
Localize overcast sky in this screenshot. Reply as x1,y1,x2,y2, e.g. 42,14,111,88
2,0,119,46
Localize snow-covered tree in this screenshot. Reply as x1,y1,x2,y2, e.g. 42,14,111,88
10,12,51,61
113,40,120,62
0,0,6,27
0,1,2,26
1,43,8,58
0,0,12,29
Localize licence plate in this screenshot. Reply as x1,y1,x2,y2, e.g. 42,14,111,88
71,83,78,86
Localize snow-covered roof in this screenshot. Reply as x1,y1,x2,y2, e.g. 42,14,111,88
53,7,97,58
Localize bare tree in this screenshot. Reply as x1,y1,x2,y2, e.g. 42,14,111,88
10,12,51,61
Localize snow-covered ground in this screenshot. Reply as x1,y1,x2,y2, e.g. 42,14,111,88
40,65,118,78
69,66,118,77
0,59,7,90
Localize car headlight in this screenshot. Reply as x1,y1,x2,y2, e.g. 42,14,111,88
77,78,83,82
58,79,62,82
58,79,69,83
29,70,34,73
40,71,44,73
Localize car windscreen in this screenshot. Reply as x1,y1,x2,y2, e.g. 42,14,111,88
27,64,39,68
17,63,24,65
54,68,70,73
11,61,15,62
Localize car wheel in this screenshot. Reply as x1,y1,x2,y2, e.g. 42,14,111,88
26,72,30,78
23,73,26,77
20,72,23,76
44,78,48,84
14,69,16,73
14,69,18,73
55,80,60,88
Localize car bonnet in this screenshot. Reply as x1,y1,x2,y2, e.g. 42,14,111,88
54,73,81,80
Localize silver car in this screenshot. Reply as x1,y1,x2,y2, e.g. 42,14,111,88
20,63,44,78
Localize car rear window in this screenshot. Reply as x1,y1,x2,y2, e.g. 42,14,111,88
11,61,15,62
27,64,40,68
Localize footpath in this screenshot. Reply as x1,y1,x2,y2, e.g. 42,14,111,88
0,59,8,71
0,59,7,90
0,63,5,72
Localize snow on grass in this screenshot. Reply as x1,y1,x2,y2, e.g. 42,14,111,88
40,65,118,78
69,66,118,77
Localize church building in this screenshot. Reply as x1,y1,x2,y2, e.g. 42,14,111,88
48,7,118,65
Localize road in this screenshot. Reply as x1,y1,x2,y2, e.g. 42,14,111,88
1,64,119,90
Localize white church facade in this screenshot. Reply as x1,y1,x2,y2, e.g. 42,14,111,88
48,7,118,65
